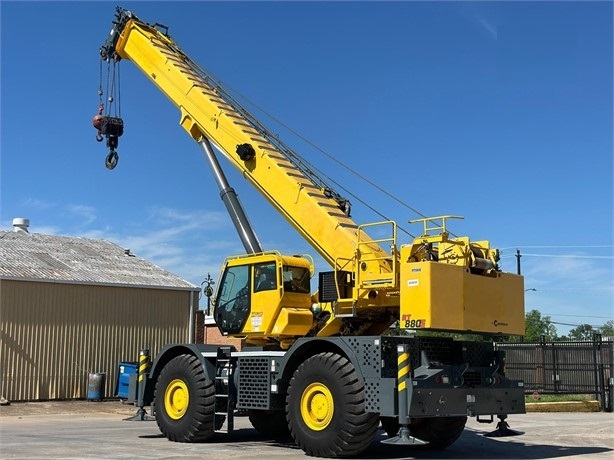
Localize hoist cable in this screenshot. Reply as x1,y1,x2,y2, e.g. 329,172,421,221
186,56,418,236
109,64,116,116
187,58,438,238
224,91,459,239
157,32,428,237
135,25,458,240
98,60,104,111
116,63,122,118
313,173,416,238
104,60,112,116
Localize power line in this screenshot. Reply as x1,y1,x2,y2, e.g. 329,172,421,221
499,253,613,260
551,321,603,329
520,253,614,259
542,313,613,319
500,245,614,250
526,287,612,292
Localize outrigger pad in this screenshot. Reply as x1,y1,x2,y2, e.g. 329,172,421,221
484,419,524,437
123,407,155,422
381,427,429,446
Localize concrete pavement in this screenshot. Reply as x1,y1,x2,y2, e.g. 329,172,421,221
1,400,612,459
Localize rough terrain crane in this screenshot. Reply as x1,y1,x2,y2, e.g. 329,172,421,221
95,7,526,458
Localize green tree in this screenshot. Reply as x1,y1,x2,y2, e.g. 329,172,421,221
567,324,595,341
600,320,614,337
522,309,558,341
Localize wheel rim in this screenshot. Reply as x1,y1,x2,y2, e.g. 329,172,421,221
300,382,334,431
164,378,189,420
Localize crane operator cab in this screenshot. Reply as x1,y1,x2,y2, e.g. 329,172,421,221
213,252,315,347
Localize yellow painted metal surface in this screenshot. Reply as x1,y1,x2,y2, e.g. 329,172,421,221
301,382,334,431
270,308,314,336
113,18,389,274
399,258,525,335
164,378,189,420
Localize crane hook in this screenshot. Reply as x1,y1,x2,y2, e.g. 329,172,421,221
105,150,119,170
93,114,104,142
93,115,124,170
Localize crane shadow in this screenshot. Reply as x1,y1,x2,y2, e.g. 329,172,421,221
184,428,614,460
138,424,613,459
361,428,613,459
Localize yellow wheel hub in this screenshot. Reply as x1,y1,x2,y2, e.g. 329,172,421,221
301,382,334,431
164,378,189,420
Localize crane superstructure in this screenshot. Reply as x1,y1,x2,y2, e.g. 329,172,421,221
96,7,526,458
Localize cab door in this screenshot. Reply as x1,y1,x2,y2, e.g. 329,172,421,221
214,263,251,335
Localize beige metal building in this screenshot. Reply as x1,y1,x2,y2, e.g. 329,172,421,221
0,220,200,402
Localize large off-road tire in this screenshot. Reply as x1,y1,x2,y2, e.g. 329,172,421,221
155,353,216,442
409,416,467,449
286,352,380,458
248,409,290,438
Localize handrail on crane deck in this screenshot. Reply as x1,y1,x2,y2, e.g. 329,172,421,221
356,221,397,288
409,215,464,237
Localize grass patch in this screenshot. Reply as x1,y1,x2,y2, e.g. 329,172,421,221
525,393,594,403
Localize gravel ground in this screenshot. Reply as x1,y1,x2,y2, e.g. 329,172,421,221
0,399,146,417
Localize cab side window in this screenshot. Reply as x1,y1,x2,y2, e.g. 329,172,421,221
282,265,311,293
254,263,277,292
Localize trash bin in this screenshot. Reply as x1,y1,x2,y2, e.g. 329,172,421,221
115,361,138,401
87,372,106,401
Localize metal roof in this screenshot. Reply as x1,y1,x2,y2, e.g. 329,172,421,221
0,231,197,290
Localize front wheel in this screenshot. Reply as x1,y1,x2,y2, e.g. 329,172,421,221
155,353,216,442
287,352,379,458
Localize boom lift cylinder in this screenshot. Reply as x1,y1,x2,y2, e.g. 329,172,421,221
199,137,262,254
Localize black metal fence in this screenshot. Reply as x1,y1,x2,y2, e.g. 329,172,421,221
496,335,614,412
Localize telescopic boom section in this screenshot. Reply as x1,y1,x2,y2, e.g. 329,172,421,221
101,8,391,274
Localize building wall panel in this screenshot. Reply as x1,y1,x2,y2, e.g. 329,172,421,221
0,279,196,401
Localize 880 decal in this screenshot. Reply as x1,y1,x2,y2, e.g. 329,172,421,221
401,315,426,329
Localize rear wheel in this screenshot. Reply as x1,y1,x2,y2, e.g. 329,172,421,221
248,409,290,438
287,352,379,458
155,354,216,442
409,416,467,449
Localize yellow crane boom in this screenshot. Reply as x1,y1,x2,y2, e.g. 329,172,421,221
101,9,390,276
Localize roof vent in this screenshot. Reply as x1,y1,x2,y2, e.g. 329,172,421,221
13,218,30,233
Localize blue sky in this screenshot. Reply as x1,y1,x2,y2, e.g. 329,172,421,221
1,1,612,335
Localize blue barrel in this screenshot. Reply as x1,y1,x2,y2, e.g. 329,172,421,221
115,362,137,400
87,372,106,401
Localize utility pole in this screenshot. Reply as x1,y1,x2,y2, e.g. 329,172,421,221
515,249,522,275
